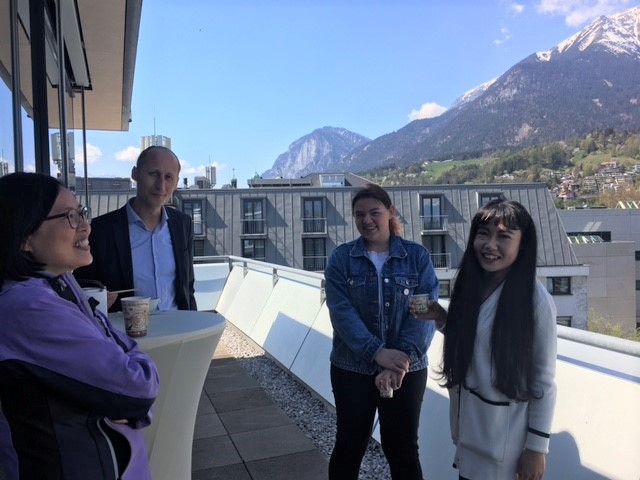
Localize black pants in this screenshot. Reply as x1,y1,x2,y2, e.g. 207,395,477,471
328,365,428,480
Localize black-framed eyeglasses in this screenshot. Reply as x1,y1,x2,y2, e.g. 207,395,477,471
43,206,92,229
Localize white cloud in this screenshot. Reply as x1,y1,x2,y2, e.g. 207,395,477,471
115,146,141,162
74,143,102,165
502,1,525,15
536,0,630,26
408,102,447,121
510,3,525,14
494,27,511,45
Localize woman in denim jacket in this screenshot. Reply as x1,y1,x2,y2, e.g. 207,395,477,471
325,183,439,480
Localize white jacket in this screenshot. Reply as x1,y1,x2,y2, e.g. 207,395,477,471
450,280,557,479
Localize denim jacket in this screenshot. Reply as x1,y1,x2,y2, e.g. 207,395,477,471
324,234,439,375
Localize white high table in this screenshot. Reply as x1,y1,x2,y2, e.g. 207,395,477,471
110,310,226,480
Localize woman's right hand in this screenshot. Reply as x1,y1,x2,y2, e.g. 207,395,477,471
374,348,410,374
410,300,447,330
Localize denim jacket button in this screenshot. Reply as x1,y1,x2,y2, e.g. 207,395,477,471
384,278,389,283
403,288,409,295
385,302,390,307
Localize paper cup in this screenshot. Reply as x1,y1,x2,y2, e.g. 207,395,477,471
410,294,430,313
379,387,394,398
82,287,108,316
121,296,150,337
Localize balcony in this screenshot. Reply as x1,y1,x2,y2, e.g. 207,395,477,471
420,214,448,232
303,255,327,272
241,218,265,235
194,256,640,480
430,252,451,269
301,217,327,235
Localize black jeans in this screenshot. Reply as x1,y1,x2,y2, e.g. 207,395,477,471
328,365,428,480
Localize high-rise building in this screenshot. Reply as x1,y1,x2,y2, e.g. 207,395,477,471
141,135,171,150
51,132,76,191
0,160,9,177
206,165,216,187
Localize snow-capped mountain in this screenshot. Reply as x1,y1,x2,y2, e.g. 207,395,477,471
262,7,640,179
336,5,640,173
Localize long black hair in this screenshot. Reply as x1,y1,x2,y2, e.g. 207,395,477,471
441,199,540,400
0,172,61,284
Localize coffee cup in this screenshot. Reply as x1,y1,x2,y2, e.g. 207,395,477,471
379,387,394,398
82,287,108,316
410,294,430,314
121,296,150,337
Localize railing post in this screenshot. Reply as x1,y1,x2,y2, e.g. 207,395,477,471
320,279,326,305
272,268,279,286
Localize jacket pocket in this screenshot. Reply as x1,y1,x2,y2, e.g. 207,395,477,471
458,388,511,462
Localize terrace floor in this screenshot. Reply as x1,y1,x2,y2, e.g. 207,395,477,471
192,343,329,480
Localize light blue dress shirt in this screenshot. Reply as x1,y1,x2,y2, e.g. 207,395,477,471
126,201,178,311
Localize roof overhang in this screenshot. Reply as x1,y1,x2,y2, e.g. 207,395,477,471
0,0,142,131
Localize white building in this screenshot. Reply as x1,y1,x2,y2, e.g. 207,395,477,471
559,207,640,331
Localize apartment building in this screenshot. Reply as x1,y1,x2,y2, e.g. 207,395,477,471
559,206,640,331
81,176,589,328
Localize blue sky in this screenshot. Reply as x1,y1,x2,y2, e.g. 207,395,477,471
7,0,639,188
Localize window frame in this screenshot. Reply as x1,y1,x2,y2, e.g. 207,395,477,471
241,238,266,261
302,237,327,271
242,198,266,235
420,195,443,230
302,197,326,234
547,277,572,295
478,192,504,207
182,199,205,237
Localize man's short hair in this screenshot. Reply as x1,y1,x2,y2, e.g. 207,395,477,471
136,146,181,172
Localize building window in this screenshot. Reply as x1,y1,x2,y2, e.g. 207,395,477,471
567,231,611,242
422,235,449,269
183,200,204,236
636,280,640,291
547,277,571,295
242,199,265,234
556,316,572,327
319,174,345,187
302,198,326,233
303,238,327,271
421,196,443,230
636,251,640,261
242,239,265,261
438,280,450,298
193,239,205,257
478,192,504,207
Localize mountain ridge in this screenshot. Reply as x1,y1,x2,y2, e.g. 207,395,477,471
262,6,640,179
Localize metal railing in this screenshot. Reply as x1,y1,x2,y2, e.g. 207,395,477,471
303,255,327,272
302,217,327,234
241,218,265,235
430,253,451,269
420,215,447,231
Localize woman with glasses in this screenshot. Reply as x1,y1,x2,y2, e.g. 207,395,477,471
0,172,159,480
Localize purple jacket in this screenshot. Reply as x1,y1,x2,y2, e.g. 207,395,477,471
0,272,159,480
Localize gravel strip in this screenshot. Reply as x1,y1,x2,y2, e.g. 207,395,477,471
220,326,392,480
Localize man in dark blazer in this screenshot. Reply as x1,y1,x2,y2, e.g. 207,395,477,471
75,146,197,312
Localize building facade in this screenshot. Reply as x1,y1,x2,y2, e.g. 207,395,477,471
81,179,590,328
559,207,640,331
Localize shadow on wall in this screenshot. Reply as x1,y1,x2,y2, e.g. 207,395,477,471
547,431,610,479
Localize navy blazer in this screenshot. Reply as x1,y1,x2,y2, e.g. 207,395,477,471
75,203,197,312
